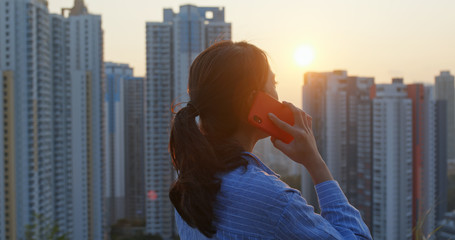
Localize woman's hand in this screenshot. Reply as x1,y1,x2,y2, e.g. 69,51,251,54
268,102,333,184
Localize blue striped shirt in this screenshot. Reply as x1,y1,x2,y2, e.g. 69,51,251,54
175,152,372,239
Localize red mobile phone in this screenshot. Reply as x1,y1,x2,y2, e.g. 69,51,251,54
248,91,295,144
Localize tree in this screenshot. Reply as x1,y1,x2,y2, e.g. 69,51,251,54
24,213,69,240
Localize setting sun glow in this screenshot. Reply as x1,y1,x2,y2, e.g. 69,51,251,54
294,45,315,67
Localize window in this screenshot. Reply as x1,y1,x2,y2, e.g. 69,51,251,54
205,11,213,19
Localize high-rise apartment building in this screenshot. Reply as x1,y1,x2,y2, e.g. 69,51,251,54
435,99,448,225
0,1,54,239
422,86,438,236
371,78,413,240
434,71,453,231
301,71,331,210
145,5,230,239
50,12,73,239
104,62,146,229
124,77,146,222
104,62,133,225
1,0,106,239
302,72,445,239
65,2,105,238
406,84,438,236
301,71,374,228
341,76,374,228
435,71,454,161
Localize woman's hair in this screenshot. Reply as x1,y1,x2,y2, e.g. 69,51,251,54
169,41,270,237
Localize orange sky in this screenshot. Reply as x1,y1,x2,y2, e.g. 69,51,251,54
49,0,455,106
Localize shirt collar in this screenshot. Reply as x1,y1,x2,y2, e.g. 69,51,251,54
241,151,281,178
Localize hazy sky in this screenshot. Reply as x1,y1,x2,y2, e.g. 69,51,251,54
49,0,455,105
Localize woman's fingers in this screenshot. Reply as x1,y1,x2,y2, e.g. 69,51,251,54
268,113,296,136
270,137,292,152
307,115,313,129
301,111,310,131
284,101,312,131
283,102,305,128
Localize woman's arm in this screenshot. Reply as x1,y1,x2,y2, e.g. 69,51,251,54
269,102,372,239
273,181,372,239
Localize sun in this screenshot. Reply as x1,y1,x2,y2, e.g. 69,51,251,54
294,45,315,67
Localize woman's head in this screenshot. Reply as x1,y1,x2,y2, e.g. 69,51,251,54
188,41,276,140
169,41,275,237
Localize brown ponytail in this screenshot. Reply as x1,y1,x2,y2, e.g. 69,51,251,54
169,41,270,237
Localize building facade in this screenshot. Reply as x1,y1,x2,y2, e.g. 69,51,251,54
435,71,454,161
124,77,146,222
435,99,448,225
301,71,374,228
66,3,105,238
434,70,452,231
371,79,413,240
145,5,231,239
406,84,438,236
0,0,54,239
50,12,73,239
104,62,133,226
302,72,447,239
342,76,374,229
0,0,106,239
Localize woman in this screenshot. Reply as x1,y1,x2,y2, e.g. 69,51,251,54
169,41,372,239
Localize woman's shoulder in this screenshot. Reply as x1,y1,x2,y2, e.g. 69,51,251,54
212,159,302,236
218,156,300,207
222,153,301,194
223,163,282,187
219,162,299,201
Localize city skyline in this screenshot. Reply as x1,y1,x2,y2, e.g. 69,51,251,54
48,0,455,105
1,1,454,239
301,71,451,239
0,0,106,239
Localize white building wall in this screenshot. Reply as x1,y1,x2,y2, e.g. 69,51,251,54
70,70,89,239
172,6,205,104
301,71,348,208
372,83,413,240
423,86,436,235
0,1,54,239
0,2,105,239
68,14,105,240
50,13,74,238
301,75,325,209
104,62,131,225
145,22,174,239
325,73,347,183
